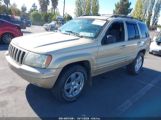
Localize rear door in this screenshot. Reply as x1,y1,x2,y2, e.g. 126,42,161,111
124,21,141,60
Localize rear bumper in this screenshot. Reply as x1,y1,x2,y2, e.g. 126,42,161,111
6,53,61,88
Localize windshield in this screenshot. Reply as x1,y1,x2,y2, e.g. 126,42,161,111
59,18,107,38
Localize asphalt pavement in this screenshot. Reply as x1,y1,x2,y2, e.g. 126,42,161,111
0,26,161,119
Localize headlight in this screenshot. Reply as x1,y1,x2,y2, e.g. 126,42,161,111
24,52,52,68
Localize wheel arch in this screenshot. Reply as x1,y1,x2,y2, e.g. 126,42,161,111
58,60,92,85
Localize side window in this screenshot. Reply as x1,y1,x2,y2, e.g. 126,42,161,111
138,23,149,38
102,21,125,45
126,22,140,41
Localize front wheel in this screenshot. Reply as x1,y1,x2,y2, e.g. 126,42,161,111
51,65,87,102
127,52,144,75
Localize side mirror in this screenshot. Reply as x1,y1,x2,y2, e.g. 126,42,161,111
103,35,116,45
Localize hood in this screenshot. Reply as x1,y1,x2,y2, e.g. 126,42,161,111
11,32,93,53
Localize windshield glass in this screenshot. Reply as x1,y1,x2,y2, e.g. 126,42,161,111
59,18,107,38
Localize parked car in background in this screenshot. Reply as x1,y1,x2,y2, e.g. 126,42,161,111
150,33,161,55
21,17,32,27
43,16,65,31
43,21,56,31
25,20,32,27
6,15,150,102
0,19,23,44
0,14,26,29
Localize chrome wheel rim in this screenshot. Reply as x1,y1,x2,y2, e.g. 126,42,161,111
135,56,143,72
64,72,85,98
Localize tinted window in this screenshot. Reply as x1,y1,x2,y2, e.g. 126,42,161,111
126,22,140,40
102,21,125,45
139,23,149,38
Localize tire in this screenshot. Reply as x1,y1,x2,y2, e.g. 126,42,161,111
1,33,13,44
127,52,144,75
51,65,88,102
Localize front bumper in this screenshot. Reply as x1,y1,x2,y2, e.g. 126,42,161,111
151,49,161,55
6,53,61,89
152,50,161,55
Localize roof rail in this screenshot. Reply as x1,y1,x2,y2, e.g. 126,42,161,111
111,14,134,19
111,14,142,21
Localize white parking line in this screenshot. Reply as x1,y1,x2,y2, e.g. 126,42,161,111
117,74,161,115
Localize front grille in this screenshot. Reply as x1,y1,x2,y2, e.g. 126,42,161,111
8,45,26,64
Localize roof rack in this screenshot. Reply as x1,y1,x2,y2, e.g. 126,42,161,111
111,14,142,21
111,14,134,19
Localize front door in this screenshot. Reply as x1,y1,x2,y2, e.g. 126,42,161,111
94,21,128,75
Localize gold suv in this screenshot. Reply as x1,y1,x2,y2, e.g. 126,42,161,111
6,15,151,102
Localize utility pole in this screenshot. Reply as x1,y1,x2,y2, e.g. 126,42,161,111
63,0,65,17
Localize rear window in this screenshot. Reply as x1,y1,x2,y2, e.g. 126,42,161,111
126,22,140,40
138,23,149,38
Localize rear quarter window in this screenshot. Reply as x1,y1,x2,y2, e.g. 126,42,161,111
138,23,149,38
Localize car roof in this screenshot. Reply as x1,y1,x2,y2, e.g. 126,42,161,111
78,15,145,24
78,16,109,21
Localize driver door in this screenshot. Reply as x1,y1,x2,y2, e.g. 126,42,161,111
94,21,129,75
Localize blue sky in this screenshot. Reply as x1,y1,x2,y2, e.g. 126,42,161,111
10,0,136,16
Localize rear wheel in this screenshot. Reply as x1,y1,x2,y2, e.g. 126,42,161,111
127,52,144,75
51,65,87,102
1,33,13,44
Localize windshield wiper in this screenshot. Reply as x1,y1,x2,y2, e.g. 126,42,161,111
64,30,83,38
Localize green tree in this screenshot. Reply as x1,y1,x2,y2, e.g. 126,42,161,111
30,11,43,25
9,3,20,16
0,5,7,14
92,0,99,15
113,0,132,15
29,3,38,14
85,0,91,15
151,0,161,26
21,4,27,13
21,4,27,17
38,0,50,13
75,0,83,16
64,13,72,21
51,0,58,14
142,0,149,19
146,0,156,27
132,0,143,20
75,0,99,16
